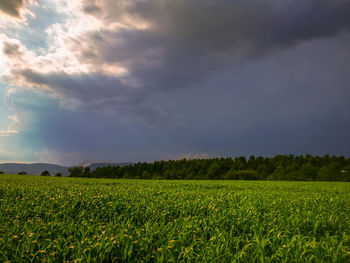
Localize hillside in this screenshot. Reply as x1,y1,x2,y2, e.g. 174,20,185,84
0,163,69,176
0,162,132,176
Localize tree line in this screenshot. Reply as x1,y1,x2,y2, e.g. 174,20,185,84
67,155,350,181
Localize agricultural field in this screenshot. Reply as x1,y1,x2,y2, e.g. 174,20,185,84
0,174,349,262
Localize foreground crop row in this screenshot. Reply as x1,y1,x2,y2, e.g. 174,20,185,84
0,174,349,262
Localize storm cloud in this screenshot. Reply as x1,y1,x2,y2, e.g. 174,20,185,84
9,0,350,118
1,0,350,164
71,0,350,98
82,0,350,56
6,0,350,96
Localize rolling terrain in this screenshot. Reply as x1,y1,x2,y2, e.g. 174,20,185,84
0,162,131,176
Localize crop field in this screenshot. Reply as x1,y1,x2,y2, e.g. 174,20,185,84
0,174,349,262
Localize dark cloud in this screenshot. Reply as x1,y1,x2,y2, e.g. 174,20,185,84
77,0,350,92
8,0,350,117
8,0,350,128
17,38,350,163
19,69,126,103
82,0,128,19
18,69,174,125
85,0,350,52
3,0,350,163
83,5,101,15
0,0,28,18
3,42,21,57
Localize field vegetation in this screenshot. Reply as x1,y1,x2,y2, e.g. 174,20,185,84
1,174,349,262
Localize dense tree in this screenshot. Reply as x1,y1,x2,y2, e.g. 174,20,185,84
298,163,318,181
207,160,222,179
66,155,350,182
68,166,84,177
83,167,90,177
235,170,260,180
316,162,341,181
141,170,151,179
40,170,51,176
223,169,238,180
340,165,350,181
268,165,285,180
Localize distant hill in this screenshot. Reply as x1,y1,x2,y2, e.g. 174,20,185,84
0,161,132,176
0,163,69,176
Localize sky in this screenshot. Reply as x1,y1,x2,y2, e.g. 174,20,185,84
0,0,350,166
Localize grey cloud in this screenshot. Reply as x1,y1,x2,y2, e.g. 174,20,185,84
82,0,130,20
11,0,350,127
83,3,101,15
8,0,350,133
3,41,21,57
19,69,127,103
18,69,174,125
77,0,350,94
9,33,350,164
85,0,350,53
0,0,27,17
2,0,350,164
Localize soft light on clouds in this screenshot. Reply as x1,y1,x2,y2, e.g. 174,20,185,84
0,114,21,136
0,129,19,136
0,0,350,164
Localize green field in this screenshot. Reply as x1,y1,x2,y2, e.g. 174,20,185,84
1,174,349,262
